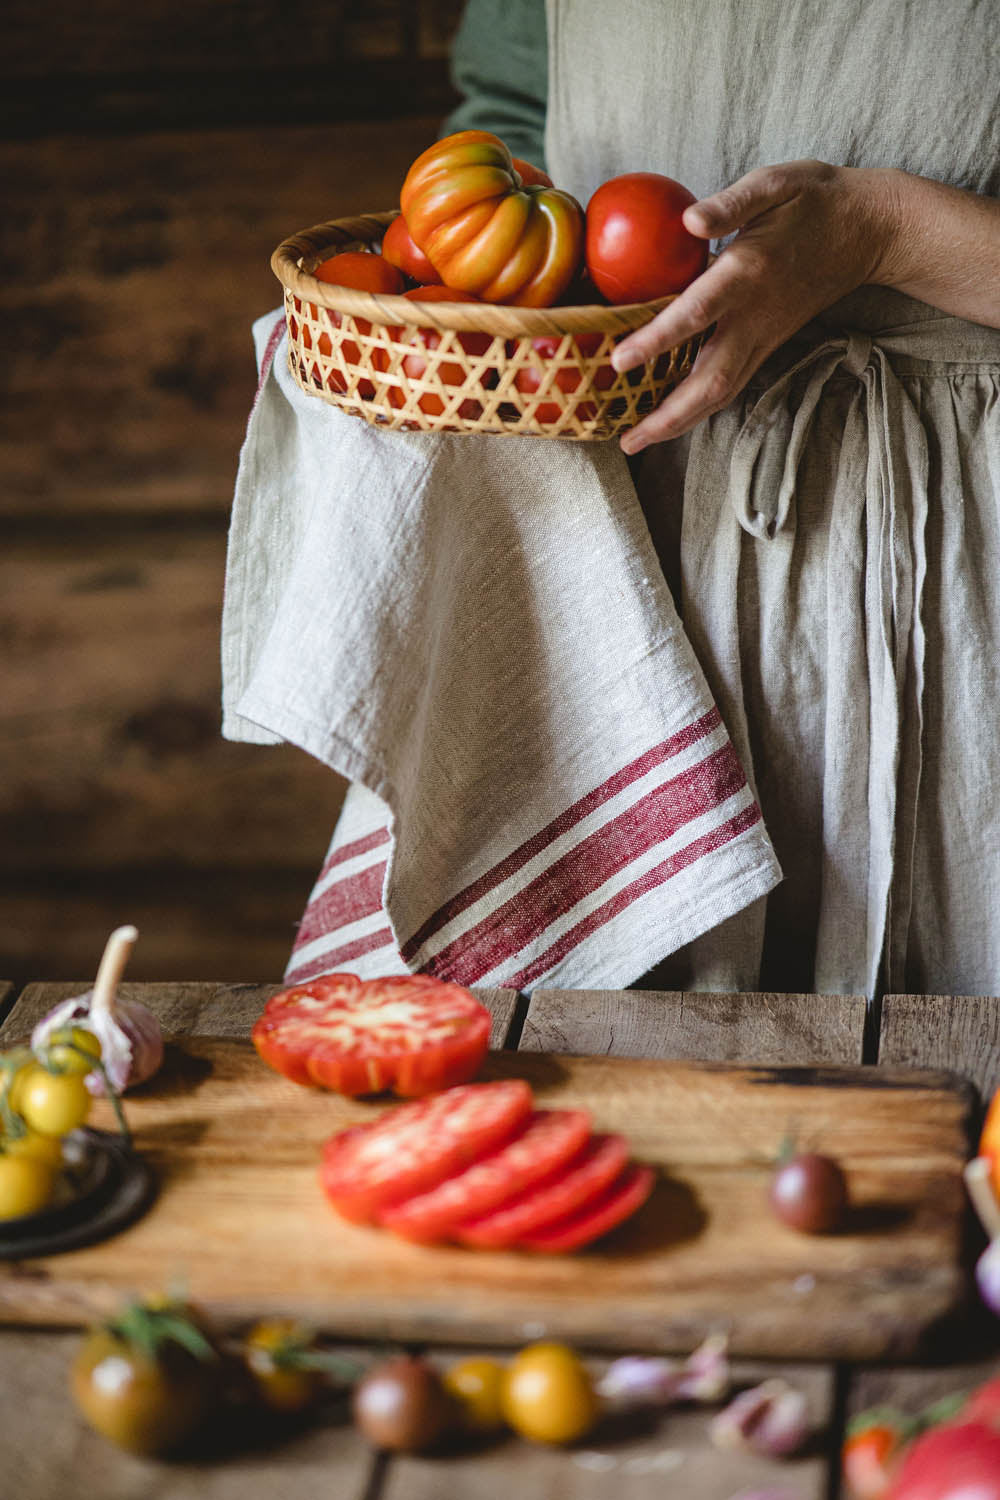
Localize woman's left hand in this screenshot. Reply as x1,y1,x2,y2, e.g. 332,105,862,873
613,159,898,453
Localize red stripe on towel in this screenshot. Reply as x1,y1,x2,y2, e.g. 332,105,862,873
285,927,397,984
292,860,387,952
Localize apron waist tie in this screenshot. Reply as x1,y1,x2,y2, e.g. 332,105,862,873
728,329,930,998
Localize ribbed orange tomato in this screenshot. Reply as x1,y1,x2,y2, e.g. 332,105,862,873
400,130,584,307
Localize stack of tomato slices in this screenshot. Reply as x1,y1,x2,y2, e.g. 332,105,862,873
319,1080,655,1253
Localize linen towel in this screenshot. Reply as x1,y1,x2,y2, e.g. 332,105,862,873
221,311,781,990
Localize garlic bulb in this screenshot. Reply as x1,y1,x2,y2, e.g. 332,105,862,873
31,926,163,1094
709,1379,810,1458
596,1334,730,1409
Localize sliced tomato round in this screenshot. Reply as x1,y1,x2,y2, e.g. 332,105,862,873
320,1079,534,1223
251,973,492,1097
379,1109,593,1244
517,1163,655,1253
457,1132,629,1250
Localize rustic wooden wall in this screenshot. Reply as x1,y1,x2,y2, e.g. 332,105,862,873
1,0,464,984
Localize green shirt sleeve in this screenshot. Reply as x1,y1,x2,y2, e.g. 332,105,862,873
441,0,549,171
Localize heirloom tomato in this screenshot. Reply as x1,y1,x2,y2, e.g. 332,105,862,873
457,1132,629,1249
304,250,404,398
516,1162,654,1252
390,285,495,419
381,214,442,285
252,972,492,1097
887,1421,1000,1500
378,1107,592,1243
513,331,615,423
400,130,584,306
585,172,708,302
320,1079,534,1223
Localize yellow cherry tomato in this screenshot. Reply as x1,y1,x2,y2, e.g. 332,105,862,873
17,1065,92,1137
44,1027,102,1076
2,1057,35,1115
501,1343,597,1445
3,1130,64,1169
443,1356,507,1433
0,1153,55,1219
244,1318,326,1414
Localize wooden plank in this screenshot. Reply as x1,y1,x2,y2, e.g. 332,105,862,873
0,873,327,989
386,1354,834,1500
847,1355,1000,1424
879,993,1000,1107
0,981,519,1049
0,983,14,1028
0,531,347,873
522,989,867,1065
0,1046,972,1361
0,1327,378,1500
1,117,440,518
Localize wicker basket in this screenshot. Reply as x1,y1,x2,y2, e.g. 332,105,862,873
270,212,700,441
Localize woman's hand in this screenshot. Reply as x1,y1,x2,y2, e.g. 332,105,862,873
613,159,898,453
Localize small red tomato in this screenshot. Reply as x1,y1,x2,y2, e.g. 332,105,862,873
308,251,405,397
514,332,615,424
769,1152,848,1233
391,285,496,419
381,215,442,286
843,1414,909,1499
585,172,708,303
352,1356,455,1452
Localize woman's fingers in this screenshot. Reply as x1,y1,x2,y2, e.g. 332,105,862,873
612,251,751,373
683,160,820,238
619,330,763,453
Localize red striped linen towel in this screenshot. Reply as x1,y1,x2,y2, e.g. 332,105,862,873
222,313,781,991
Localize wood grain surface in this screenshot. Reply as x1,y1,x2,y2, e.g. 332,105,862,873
0,1037,973,1360
880,992,1000,1113
524,988,866,1064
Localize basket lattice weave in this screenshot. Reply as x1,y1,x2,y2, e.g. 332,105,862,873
270,212,699,440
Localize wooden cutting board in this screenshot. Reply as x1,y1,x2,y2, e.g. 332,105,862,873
0,1039,975,1360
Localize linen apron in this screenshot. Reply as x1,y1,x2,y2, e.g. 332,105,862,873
546,0,1000,998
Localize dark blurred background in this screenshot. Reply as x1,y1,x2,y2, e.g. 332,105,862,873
1,0,465,983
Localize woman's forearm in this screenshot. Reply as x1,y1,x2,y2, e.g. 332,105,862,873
866,167,1000,329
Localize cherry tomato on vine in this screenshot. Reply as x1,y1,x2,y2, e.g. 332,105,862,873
3,1130,63,1169
243,1318,326,1414
0,1153,55,1219
17,1065,92,1137
585,172,708,303
43,1026,102,1076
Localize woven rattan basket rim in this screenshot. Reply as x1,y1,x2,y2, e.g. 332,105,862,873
270,211,676,336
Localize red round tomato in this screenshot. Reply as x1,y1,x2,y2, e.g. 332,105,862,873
381,214,442,285
458,1132,629,1249
305,251,405,397
251,973,492,1097
887,1421,1000,1499
320,1079,534,1223
843,1416,908,1499
517,1162,654,1253
963,1377,1000,1430
379,1109,592,1243
390,285,495,419
514,332,615,424
585,172,708,303
512,157,553,188
401,130,584,306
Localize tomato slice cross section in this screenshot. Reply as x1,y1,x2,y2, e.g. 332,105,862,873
379,1109,593,1243
457,1132,629,1249
517,1163,655,1253
251,973,492,1097
320,1079,534,1223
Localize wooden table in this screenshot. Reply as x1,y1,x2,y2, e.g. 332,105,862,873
1,979,998,1499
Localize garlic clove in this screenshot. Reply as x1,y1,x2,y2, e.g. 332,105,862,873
709,1379,810,1458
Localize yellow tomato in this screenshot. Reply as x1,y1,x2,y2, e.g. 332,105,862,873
501,1343,597,1445
244,1319,325,1414
0,1153,55,1219
443,1356,507,1433
44,1027,102,1076
17,1065,92,1137
3,1130,64,1169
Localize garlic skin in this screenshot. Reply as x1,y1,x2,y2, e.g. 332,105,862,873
709,1379,810,1459
30,926,162,1095
596,1334,730,1410
32,992,163,1094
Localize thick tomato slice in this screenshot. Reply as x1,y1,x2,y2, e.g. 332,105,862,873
251,973,492,1097
517,1163,655,1253
320,1080,534,1223
379,1109,592,1244
457,1132,629,1250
